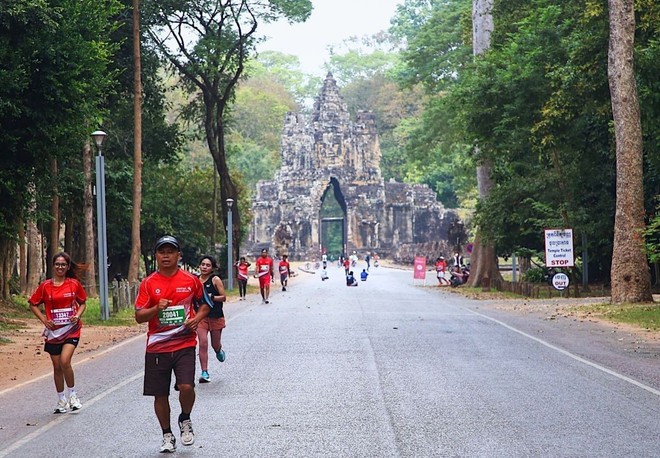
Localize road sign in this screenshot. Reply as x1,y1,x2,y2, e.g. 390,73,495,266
413,256,427,280
551,272,570,291
544,229,574,267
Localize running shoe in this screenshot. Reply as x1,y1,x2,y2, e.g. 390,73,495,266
199,370,210,383
160,432,176,453
179,419,195,446
53,399,68,414
68,393,82,411
282,286,286,291
216,348,226,362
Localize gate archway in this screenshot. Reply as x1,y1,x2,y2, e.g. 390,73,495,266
319,178,346,259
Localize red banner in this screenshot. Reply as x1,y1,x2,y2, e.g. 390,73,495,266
413,256,427,279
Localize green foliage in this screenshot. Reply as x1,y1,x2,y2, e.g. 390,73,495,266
523,267,547,284
141,163,218,269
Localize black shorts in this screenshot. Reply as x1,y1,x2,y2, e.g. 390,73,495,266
143,347,196,396
44,338,79,355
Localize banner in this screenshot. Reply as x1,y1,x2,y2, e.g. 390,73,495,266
413,256,427,279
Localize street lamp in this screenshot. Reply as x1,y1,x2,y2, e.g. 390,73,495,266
226,198,234,291
91,130,109,321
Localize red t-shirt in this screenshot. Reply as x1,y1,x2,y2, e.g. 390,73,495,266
135,269,204,353
236,261,250,280
255,256,273,279
435,260,447,272
29,278,87,343
279,260,290,276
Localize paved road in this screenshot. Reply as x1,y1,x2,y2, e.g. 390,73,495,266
1,265,658,457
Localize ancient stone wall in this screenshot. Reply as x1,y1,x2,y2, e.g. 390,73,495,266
248,73,463,260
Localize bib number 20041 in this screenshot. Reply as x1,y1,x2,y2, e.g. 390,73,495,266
159,304,186,326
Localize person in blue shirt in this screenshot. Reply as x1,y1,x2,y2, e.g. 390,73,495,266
360,269,368,281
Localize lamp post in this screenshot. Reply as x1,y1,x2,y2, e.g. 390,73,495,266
226,198,234,290
91,130,109,321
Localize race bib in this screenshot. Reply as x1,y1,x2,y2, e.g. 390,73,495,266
159,304,186,326
52,307,74,325
260,265,269,272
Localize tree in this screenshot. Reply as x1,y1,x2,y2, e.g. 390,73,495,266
0,0,121,302
607,0,653,302
144,0,312,265
466,0,502,287
129,0,143,283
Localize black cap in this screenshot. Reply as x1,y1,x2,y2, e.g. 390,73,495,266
155,235,180,251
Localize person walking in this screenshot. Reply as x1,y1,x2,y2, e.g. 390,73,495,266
235,256,251,300
254,248,274,303
435,256,450,286
196,255,227,384
279,254,291,291
28,252,87,414
135,236,212,453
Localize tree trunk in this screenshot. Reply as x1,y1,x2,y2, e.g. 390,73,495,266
0,236,15,303
607,0,653,303
128,0,143,283
48,157,60,277
83,141,97,295
26,218,42,294
467,0,502,288
19,220,27,294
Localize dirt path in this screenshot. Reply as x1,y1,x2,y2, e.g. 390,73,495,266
0,318,146,392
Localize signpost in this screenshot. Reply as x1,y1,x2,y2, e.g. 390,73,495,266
544,229,574,267
413,256,427,284
551,272,570,291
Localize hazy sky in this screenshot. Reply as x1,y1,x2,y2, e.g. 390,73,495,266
257,0,402,76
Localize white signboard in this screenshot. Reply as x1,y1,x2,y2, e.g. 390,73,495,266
544,229,574,267
551,272,570,291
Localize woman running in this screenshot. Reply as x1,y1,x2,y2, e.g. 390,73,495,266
28,252,87,413
196,255,227,383
235,256,251,300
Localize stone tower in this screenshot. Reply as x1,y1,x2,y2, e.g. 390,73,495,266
249,73,461,261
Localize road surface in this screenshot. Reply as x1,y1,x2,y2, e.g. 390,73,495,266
1,265,658,457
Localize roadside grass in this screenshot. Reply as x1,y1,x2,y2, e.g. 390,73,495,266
571,302,660,331
452,287,659,332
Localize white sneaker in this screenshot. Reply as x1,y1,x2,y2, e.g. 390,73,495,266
160,433,176,453
179,419,195,446
68,393,82,411
53,399,68,414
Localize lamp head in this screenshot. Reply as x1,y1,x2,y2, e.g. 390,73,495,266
91,130,107,149
226,198,234,208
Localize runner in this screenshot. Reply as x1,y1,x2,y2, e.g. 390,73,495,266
135,236,212,453
254,248,274,303
235,256,251,300
28,252,87,414
196,255,227,384
279,254,291,291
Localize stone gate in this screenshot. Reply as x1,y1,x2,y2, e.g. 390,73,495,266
249,73,463,261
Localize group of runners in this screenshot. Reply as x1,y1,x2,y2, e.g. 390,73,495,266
26,238,294,453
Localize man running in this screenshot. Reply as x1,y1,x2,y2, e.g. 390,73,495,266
279,254,290,292
135,236,212,453
254,248,274,303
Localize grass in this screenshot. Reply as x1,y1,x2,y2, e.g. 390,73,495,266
572,302,660,331
450,286,659,332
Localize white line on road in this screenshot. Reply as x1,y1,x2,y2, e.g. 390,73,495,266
0,371,142,458
466,307,660,397
0,332,146,397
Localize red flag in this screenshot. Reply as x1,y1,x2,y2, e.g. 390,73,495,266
413,256,427,279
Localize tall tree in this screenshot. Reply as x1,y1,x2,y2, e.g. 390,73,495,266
128,0,143,283
467,0,502,287
607,0,653,302
144,0,312,263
